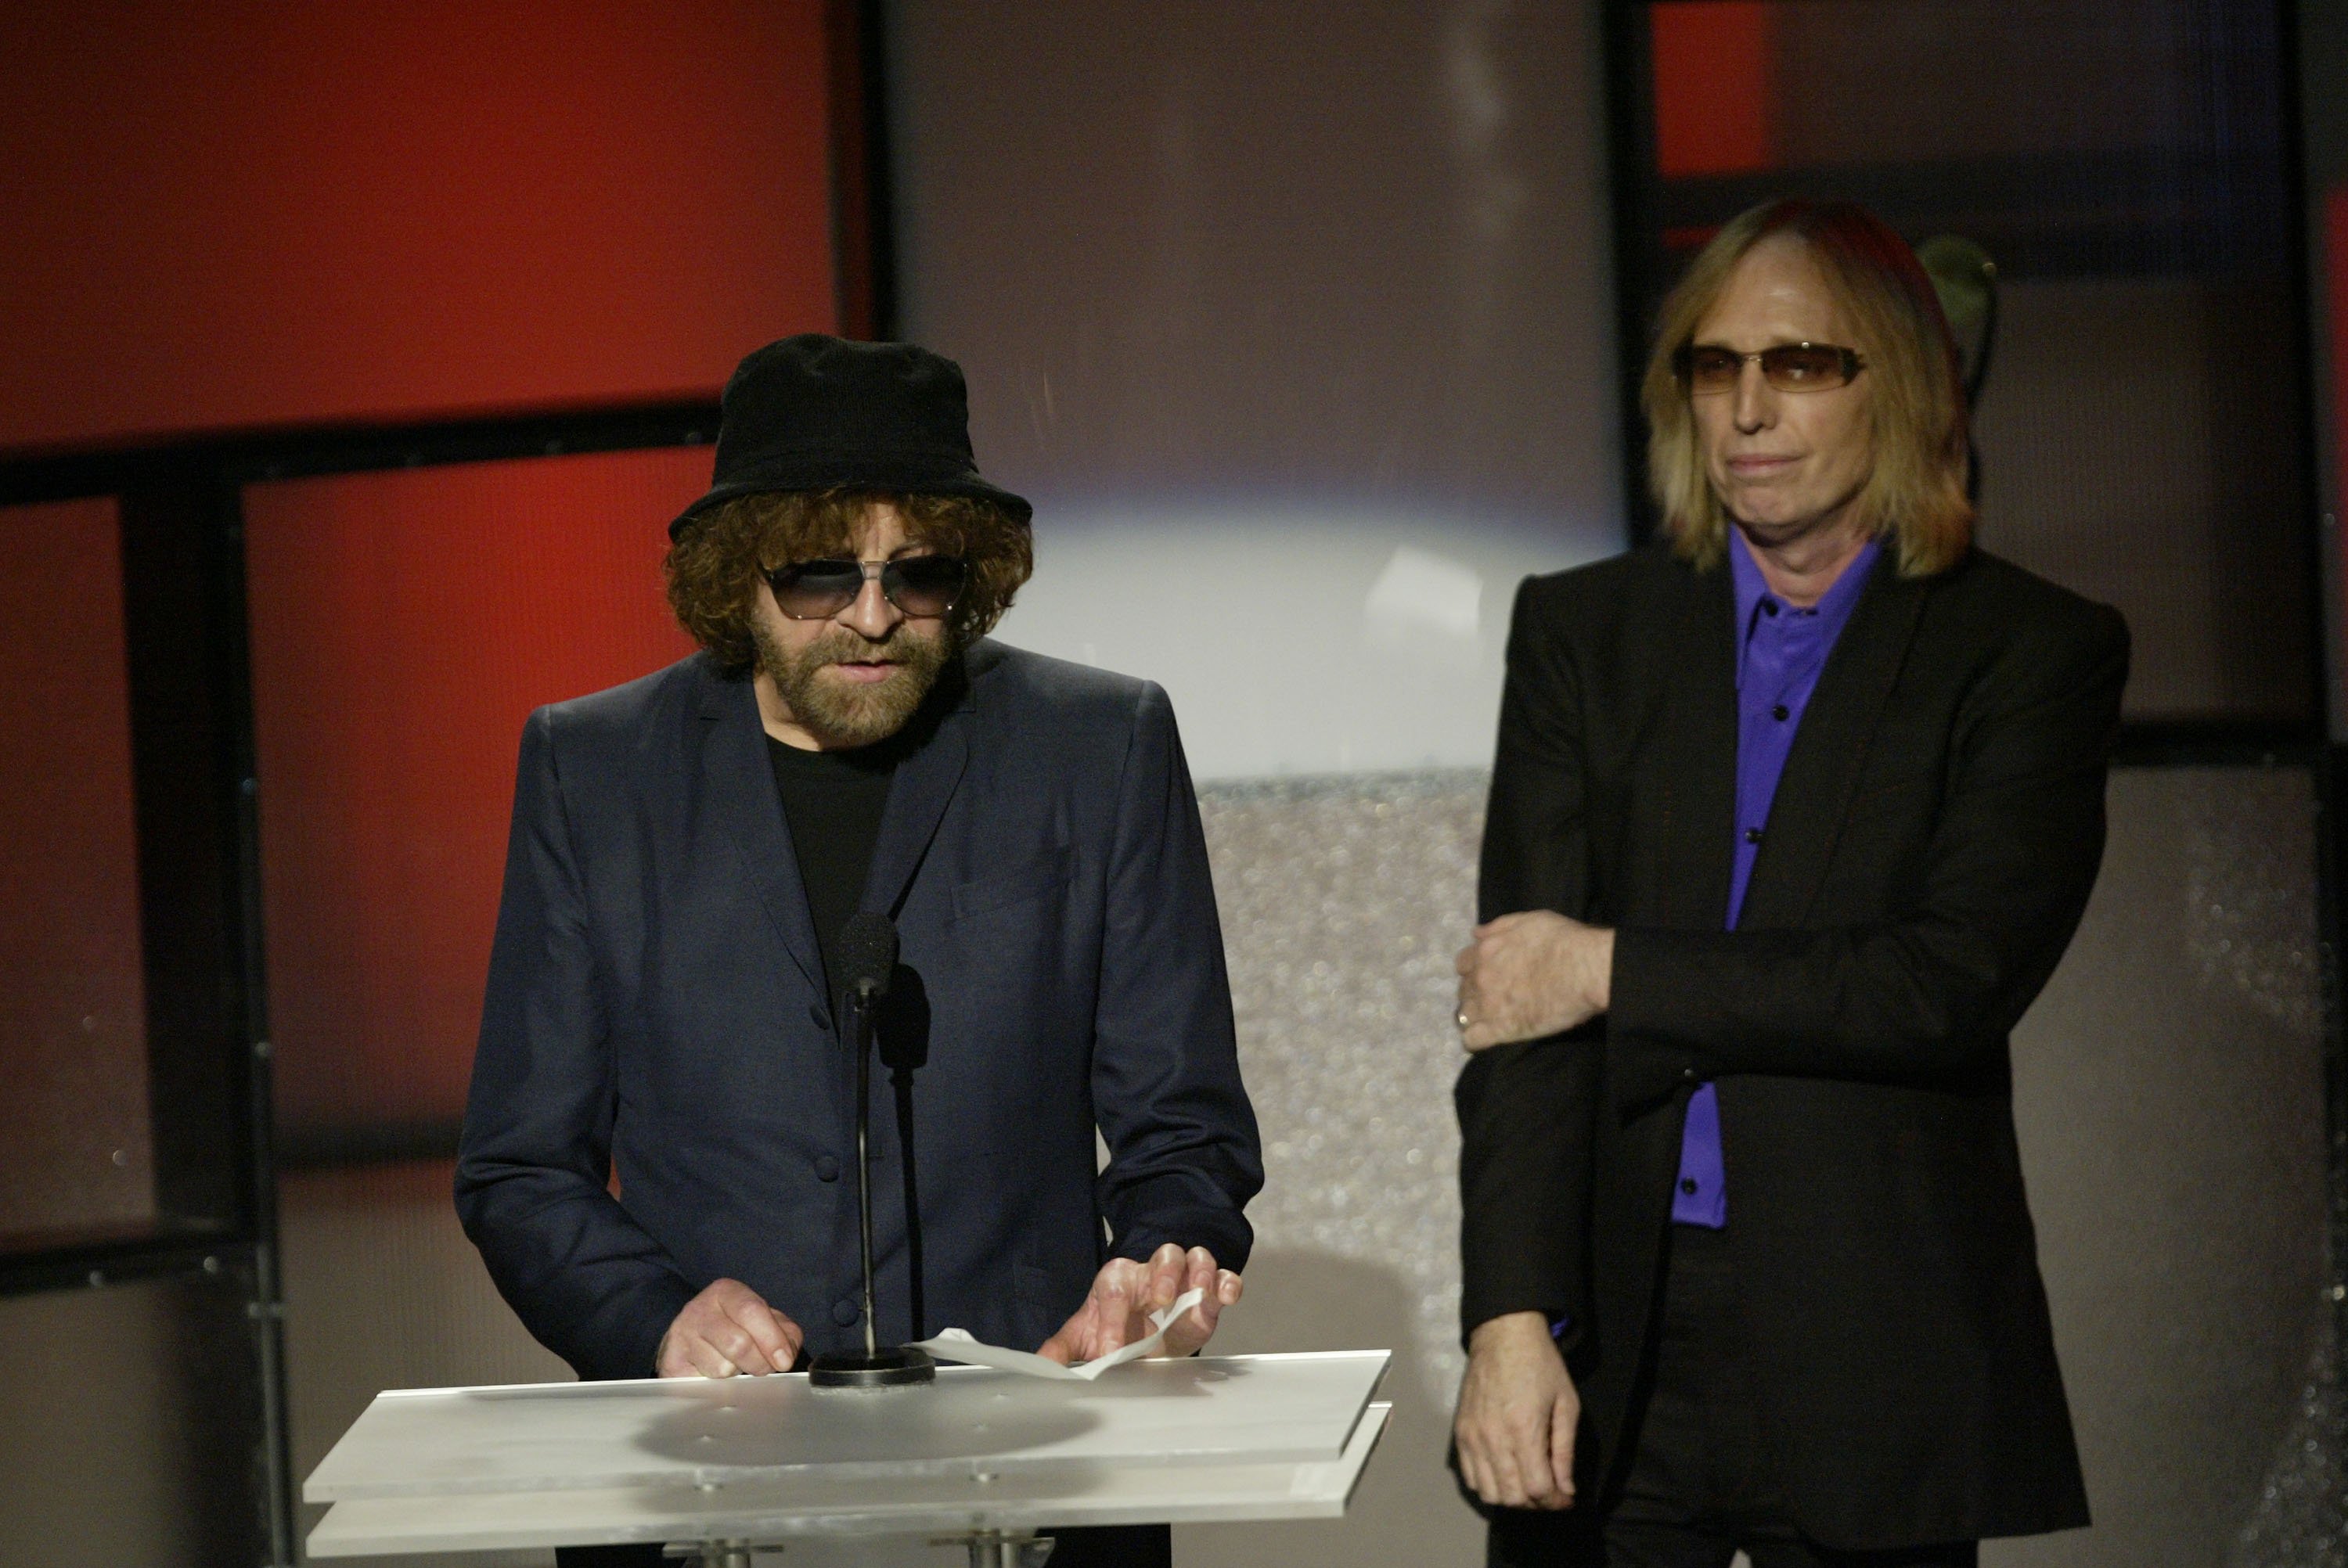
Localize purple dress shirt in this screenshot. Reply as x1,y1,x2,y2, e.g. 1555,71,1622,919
1670,531,1880,1228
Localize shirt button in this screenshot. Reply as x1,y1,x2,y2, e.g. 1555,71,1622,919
1772,703,1789,721
832,1299,860,1327
1761,599,1780,617
1744,827,1763,844
814,1155,841,1181
1680,1178,1698,1196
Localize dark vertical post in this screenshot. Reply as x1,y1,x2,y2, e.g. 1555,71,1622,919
117,476,294,1565
826,0,900,341
120,480,249,1228
2317,746,2348,1386
2289,0,2348,1377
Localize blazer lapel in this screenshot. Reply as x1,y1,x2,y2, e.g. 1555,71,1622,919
1737,565,1933,930
1648,561,1740,931
697,667,825,996
862,667,974,919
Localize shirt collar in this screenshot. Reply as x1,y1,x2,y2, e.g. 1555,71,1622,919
1729,529,1882,687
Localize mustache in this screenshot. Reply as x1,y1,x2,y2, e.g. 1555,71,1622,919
801,632,911,666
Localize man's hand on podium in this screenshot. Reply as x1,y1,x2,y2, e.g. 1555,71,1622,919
1035,1243,1244,1366
657,1278,806,1377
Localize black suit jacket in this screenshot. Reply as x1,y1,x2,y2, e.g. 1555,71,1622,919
457,642,1262,1380
1458,543,2126,1548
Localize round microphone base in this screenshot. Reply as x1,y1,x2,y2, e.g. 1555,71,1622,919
808,1345,936,1388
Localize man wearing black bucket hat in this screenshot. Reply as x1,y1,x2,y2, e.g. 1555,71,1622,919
457,336,1262,1567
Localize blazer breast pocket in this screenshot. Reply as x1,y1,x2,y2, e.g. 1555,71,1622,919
949,847,1072,922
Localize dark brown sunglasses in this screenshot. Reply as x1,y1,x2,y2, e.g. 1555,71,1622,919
1673,342,1865,395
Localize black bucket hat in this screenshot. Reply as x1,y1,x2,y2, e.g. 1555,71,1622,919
669,334,1032,540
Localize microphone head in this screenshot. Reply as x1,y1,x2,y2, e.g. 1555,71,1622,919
837,911,899,1002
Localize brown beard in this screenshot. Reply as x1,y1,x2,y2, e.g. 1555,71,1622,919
751,620,956,749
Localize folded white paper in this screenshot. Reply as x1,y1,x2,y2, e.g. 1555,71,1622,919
912,1287,1205,1380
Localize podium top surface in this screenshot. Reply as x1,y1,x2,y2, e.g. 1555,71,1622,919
303,1350,1391,1503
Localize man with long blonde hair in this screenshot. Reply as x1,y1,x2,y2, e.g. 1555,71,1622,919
1452,203,2125,1566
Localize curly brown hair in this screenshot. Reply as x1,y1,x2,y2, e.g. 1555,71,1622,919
666,488,1035,674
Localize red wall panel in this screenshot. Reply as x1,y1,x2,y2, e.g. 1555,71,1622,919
244,452,705,1135
1651,2,1778,178
0,0,835,453
0,500,155,1241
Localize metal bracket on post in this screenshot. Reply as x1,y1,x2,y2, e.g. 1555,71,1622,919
939,1529,1055,1568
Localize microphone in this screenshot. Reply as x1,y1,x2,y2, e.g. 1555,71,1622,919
836,911,898,1009
810,912,934,1388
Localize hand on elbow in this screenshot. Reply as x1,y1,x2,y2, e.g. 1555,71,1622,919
1455,912,1613,1052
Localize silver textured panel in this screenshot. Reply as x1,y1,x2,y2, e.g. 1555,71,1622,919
2002,768,2332,1568
1200,771,1484,1406
2182,771,2346,1567
2181,771,2323,1038
2231,1325,2343,1568
1189,770,1489,1566
1196,765,2339,1568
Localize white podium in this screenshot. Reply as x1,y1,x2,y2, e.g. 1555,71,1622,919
303,1350,1392,1566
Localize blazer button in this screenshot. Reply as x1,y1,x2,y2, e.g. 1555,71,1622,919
832,1299,861,1327
814,1155,841,1181
1681,1066,1698,1082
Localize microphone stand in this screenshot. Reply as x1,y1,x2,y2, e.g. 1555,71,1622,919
810,976,935,1388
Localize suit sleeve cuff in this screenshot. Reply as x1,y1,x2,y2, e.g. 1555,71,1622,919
572,1273,699,1382
1608,926,1721,1113
1112,1207,1255,1275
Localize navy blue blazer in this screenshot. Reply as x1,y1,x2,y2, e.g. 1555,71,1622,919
456,641,1262,1380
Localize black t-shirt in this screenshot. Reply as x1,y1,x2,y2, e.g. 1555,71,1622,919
765,736,898,1010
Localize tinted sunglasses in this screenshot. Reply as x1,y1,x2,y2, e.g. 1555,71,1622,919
1673,342,1865,395
764,555,969,620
